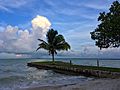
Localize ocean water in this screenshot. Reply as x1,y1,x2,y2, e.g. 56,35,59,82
0,58,119,90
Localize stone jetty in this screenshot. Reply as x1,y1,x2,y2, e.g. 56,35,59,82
27,62,120,78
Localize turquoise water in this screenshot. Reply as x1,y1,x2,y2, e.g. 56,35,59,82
0,58,119,90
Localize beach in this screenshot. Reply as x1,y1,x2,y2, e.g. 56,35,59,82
19,78,120,90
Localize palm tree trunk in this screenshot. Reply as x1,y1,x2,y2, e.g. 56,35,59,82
52,53,55,62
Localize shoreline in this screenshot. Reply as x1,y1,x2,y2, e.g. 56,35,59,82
19,78,120,90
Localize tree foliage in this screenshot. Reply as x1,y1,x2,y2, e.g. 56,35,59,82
90,1,120,49
36,29,71,62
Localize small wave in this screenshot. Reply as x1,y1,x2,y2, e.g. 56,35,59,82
0,76,29,90
0,76,26,84
2,69,17,73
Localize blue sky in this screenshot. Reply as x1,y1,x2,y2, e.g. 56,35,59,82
0,0,120,58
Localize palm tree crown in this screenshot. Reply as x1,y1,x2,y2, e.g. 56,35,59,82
36,29,71,62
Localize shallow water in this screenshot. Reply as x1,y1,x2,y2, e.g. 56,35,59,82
0,58,119,90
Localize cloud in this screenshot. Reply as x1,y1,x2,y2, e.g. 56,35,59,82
0,53,17,59
56,45,120,58
0,0,34,12
0,5,13,13
0,0,119,58
31,15,51,31
43,0,106,20
0,53,30,59
0,15,51,53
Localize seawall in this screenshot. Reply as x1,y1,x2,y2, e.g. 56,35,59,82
27,62,120,78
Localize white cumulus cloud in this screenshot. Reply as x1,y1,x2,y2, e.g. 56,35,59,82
0,15,51,53
32,15,51,30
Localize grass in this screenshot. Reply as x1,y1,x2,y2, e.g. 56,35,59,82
31,61,120,72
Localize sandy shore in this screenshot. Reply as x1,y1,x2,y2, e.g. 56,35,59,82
19,78,120,90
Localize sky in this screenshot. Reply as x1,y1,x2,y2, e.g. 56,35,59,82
0,0,120,58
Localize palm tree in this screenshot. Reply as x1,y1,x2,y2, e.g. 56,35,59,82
36,29,71,62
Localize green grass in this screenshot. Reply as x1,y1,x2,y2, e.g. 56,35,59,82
32,61,120,72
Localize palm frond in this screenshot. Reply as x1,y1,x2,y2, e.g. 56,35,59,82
39,43,49,50
55,42,71,51
38,39,47,43
47,29,58,44
36,47,41,51
53,35,65,45
37,39,49,51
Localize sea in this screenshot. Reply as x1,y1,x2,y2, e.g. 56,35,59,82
0,58,120,90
